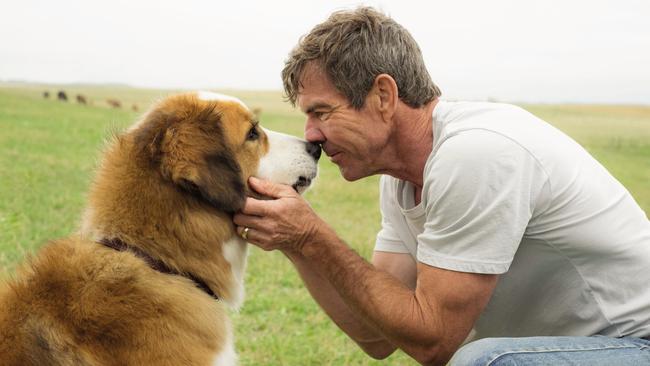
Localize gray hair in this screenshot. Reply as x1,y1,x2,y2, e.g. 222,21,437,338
282,7,441,109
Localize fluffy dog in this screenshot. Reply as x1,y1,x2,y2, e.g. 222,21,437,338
0,91,320,365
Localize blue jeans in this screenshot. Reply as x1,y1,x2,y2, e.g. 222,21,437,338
449,336,650,365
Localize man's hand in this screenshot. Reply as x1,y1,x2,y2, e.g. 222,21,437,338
233,177,330,253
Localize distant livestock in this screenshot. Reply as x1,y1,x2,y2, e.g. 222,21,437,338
43,91,50,99
106,99,122,109
57,91,68,101
76,94,88,105
132,104,139,112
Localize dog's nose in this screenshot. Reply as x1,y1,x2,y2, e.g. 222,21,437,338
305,142,322,161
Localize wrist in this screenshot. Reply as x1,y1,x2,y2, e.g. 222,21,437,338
299,222,338,259
282,248,304,262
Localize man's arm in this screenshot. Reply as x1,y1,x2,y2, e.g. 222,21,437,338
298,225,497,365
233,178,498,365
283,250,417,359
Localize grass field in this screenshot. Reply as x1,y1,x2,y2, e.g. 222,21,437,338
1,83,649,365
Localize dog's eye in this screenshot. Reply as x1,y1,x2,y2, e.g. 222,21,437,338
246,126,259,141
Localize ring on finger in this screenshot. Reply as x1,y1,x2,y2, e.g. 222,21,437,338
241,226,250,240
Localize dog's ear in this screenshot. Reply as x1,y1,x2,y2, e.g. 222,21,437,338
173,151,246,213
133,106,246,213
132,108,172,165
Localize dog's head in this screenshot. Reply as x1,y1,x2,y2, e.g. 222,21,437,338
131,91,320,213
81,91,320,307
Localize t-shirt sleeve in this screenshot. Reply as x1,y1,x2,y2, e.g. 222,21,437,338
375,176,410,254
417,130,548,274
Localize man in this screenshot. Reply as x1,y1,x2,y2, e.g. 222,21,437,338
234,7,650,365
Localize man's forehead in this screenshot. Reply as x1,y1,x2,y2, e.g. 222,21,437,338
297,91,334,113
296,63,345,112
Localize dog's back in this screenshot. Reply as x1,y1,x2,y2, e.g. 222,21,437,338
0,236,229,366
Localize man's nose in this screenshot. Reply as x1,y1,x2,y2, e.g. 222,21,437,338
305,142,322,161
304,117,325,144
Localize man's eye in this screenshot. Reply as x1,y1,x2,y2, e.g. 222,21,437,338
247,127,259,141
314,111,327,119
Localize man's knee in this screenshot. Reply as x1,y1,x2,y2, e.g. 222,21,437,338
448,338,513,366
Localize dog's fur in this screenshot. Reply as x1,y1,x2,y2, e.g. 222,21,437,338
0,92,319,365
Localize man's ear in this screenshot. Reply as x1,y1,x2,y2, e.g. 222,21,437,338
175,152,246,213
373,74,398,121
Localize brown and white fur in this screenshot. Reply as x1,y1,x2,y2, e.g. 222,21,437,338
0,91,319,366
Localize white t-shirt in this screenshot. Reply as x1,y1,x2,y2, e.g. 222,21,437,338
375,101,650,340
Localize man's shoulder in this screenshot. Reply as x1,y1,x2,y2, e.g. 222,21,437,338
437,100,531,125
439,99,525,112
435,100,554,154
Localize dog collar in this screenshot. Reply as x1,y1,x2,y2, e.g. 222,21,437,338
97,237,219,301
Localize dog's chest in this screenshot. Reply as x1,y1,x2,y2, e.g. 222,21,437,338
221,236,248,309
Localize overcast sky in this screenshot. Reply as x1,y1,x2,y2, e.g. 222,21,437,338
2,0,649,104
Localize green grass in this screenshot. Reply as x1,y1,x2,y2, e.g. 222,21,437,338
0,89,134,269
1,84,648,365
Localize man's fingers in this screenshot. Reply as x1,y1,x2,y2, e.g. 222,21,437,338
239,197,270,216
233,212,266,230
236,225,251,238
249,177,296,199
235,225,274,250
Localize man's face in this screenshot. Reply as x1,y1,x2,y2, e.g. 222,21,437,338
297,63,389,181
